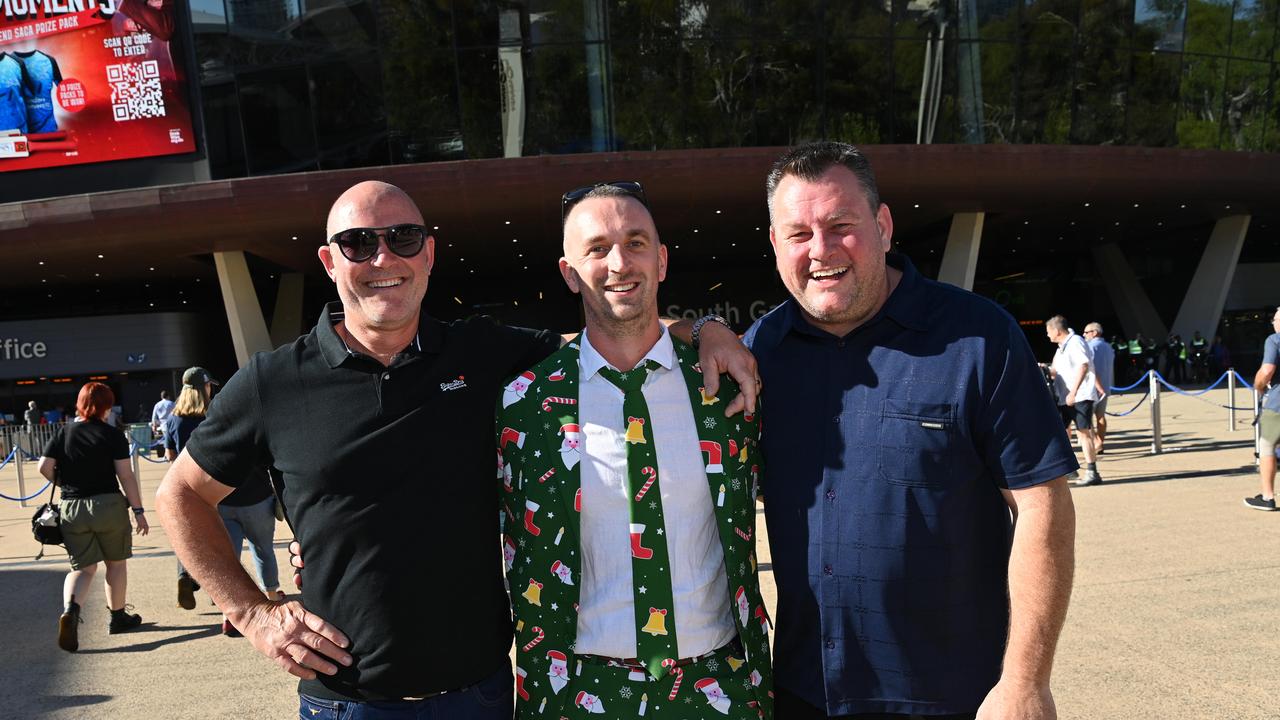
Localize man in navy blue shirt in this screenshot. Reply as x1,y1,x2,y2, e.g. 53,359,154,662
744,143,1077,719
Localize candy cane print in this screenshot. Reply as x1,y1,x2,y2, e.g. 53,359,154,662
542,396,576,412
521,626,545,652
538,467,556,484
661,660,684,700
634,467,657,501
735,526,752,542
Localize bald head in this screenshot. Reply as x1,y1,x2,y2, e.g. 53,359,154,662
326,181,424,239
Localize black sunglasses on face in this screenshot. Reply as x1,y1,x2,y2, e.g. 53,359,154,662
327,224,428,263
561,181,648,224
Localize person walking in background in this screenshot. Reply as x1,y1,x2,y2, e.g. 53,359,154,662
151,389,175,449
1046,315,1102,486
1084,322,1114,454
24,400,40,427
1244,307,1280,511
165,367,285,632
37,382,149,653
1164,334,1186,385
1210,335,1232,376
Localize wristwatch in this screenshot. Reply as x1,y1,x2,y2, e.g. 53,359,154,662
131,507,145,515
691,314,731,350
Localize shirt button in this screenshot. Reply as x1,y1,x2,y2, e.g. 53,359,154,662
826,640,836,650
833,416,840,424
824,565,833,576
382,372,391,380
825,489,836,501
837,341,846,348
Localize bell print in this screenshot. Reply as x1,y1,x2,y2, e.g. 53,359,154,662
522,578,543,606
699,386,719,405
641,606,669,636
725,655,746,672
624,416,647,444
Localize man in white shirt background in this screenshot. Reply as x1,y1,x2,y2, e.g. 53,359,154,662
1045,315,1102,486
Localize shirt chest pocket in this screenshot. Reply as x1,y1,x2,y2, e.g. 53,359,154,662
877,399,965,488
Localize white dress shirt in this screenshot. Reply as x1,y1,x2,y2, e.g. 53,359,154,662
574,328,736,659
1052,329,1098,403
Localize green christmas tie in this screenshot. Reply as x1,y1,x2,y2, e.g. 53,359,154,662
597,360,678,680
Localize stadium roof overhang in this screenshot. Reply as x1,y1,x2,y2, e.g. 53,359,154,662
2,143,1277,299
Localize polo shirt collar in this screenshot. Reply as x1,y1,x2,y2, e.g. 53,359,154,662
579,326,676,380
783,252,930,341
317,301,443,369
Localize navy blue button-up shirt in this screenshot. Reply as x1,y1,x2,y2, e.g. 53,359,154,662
744,254,1076,716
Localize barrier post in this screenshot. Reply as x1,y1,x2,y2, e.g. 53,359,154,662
15,448,28,508
131,446,141,483
1149,371,1162,455
1255,388,1262,467
1227,369,1236,431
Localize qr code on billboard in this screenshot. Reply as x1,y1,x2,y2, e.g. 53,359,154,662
107,61,165,121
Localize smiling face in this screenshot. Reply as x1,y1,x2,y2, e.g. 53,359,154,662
319,182,434,335
1273,307,1280,333
769,165,893,337
559,195,667,340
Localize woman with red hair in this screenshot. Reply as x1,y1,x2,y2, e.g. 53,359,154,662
37,382,149,652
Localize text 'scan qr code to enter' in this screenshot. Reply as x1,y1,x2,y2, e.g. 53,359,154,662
107,60,165,122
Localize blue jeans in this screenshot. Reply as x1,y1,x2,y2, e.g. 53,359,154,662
297,661,513,719
218,497,280,591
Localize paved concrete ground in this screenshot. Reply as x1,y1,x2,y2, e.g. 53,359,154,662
0,386,1274,719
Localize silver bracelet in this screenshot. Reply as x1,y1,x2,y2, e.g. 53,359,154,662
691,314,731,350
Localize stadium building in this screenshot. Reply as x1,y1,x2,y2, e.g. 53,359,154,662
1,0,1278,421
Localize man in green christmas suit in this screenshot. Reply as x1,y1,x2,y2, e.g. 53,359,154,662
497,182,773,719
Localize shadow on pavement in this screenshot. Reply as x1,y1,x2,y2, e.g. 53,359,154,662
78,624,222,653
1091,465,1256,486
33,694,112,712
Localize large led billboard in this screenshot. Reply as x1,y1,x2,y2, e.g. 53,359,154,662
0,0,196,173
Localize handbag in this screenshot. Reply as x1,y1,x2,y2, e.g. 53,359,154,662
31,481,62,560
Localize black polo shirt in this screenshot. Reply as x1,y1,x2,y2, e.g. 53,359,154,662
186,302,559,701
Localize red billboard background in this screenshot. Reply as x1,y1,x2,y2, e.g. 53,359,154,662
0,1,196,173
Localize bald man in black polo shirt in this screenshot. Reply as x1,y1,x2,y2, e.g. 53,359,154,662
156,181,757,718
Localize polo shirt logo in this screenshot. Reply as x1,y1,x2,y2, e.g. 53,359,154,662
440,376,467,392
919,421,945,430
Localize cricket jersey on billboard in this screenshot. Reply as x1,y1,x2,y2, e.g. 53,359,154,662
0,53,29,134
14,50,62,133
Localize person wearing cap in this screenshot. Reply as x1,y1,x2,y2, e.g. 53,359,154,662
155,180,758,717
165,367,285,632
497,182,772,718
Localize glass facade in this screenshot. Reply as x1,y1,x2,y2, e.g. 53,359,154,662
189,0,1280,179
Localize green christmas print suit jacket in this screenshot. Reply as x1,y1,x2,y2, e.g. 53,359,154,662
496,335,773,718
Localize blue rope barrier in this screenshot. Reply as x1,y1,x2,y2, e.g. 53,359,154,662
19,447,40,462
1105,389,1151,417
0,446,16,471
1153,370,1231,396
1107,371,1152,393
0,480,52,502
132,445,169,464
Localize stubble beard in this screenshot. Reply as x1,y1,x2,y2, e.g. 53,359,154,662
797,262,884,330
584,286,655,339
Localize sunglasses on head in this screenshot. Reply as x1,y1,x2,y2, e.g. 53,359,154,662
561,181,648,224
327,224,428,263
